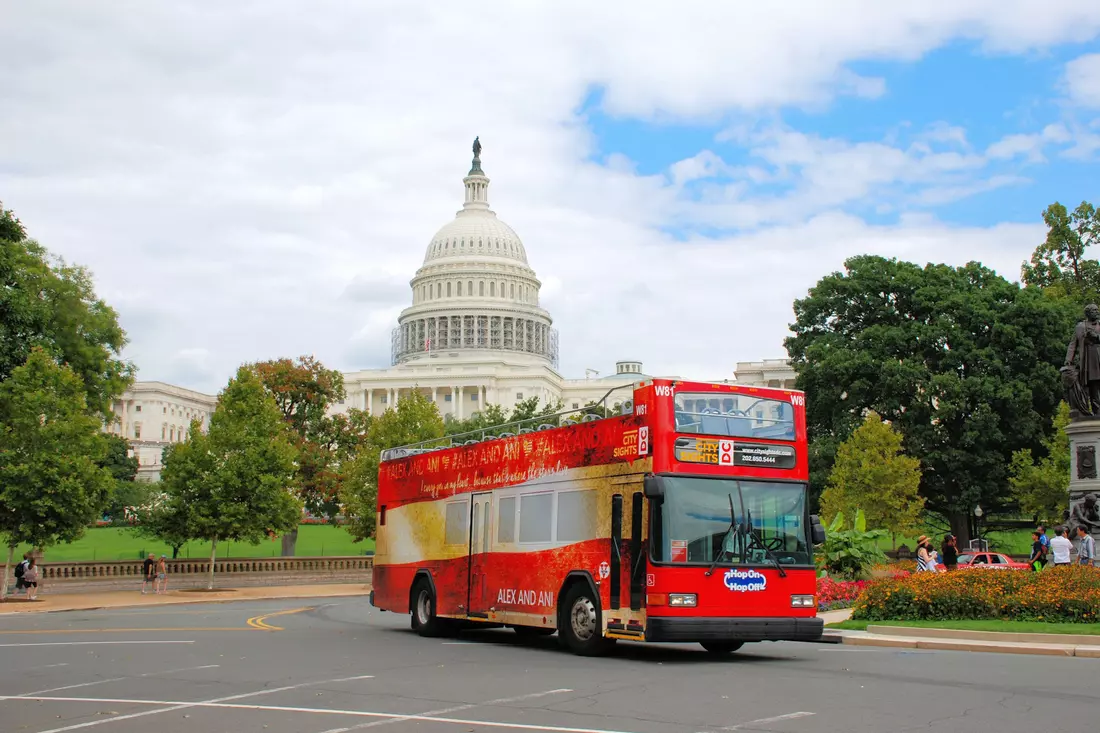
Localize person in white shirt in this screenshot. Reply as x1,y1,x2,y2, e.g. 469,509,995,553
1050,526,1073,566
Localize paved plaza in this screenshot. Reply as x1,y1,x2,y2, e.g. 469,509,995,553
0,596,1096,733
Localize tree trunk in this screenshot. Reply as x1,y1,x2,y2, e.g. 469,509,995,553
949,512,971,548
207,537,217,590
281,527,298,557
1,546,12,601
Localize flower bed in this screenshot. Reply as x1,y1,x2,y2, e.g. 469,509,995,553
852,565,1100,623
817,577,870,611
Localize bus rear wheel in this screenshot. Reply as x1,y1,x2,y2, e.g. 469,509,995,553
559,583,614,656
410,578,447,638
700,641,744,654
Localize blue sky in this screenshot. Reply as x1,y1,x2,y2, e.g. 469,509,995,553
583,39,1100,233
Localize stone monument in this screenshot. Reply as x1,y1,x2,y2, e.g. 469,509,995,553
1061,303,1100,550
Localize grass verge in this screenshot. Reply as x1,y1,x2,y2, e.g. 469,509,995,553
828,619,1100,635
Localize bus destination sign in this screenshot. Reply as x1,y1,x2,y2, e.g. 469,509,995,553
673,437,797,469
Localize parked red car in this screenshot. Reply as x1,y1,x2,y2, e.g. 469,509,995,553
954,552,1030,570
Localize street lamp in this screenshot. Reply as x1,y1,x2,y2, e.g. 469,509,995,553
973,505,984,550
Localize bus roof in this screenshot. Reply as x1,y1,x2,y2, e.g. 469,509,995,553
379,377,803,462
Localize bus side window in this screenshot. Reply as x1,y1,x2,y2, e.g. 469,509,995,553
379,505,387,526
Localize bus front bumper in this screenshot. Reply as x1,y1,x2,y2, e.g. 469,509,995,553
645,616,823,643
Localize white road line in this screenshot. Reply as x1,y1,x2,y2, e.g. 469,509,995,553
9,674,374,733
15,663,221,698
317,687,575,733
708,712,816,731
0,641,194,648
31,664,70,670
0,695,639,733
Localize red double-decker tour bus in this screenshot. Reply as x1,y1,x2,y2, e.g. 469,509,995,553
369,378,826,656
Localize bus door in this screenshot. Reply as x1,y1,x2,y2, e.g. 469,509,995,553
467,491,493,618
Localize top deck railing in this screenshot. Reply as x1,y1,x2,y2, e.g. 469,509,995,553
381,382,640,462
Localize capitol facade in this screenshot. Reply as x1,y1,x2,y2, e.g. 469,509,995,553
106,140,795,480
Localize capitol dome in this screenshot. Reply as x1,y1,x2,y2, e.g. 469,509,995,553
391,139,557,367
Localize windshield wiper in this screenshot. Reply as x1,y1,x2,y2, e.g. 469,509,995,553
743,506,788,578
704,494,739,577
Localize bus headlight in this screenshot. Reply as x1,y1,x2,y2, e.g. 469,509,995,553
790,595,815,608
668,593,697,607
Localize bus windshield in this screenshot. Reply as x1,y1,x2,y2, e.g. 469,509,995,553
652,476,812,567
673,391,796,440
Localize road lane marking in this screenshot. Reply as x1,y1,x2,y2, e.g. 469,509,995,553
317,688,575,733
0,695,641,733
9,674,375,733
16,663,220,697
0,641,194,647
706,712,816,731
31,663,69,670
246,606,313,630
0,627,247,635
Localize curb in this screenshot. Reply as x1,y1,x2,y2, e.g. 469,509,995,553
0,585,371,615
866,624,1100,646
841,632,1100,657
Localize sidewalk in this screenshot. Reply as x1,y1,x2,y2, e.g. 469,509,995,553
820,609,1100,657
0,583,370,614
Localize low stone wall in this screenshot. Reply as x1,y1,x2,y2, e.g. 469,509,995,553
26,556,374,594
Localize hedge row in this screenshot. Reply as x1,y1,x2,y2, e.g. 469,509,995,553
851,565,1100,623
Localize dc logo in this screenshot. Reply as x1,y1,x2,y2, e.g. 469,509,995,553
723,568,767,592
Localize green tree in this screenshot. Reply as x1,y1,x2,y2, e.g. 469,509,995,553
158,367,301,588
444,395,565,437
1008,401,1071,524
99,434,141,523
820,412,924,547
341,391,444,543
785,255,1073,544
249,355,370,555
0,202,134,421
1022,201,1100,303
0,348,114,597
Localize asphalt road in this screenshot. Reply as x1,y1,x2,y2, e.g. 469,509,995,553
0,596,1096,733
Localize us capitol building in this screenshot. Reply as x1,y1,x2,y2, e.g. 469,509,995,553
106,139,795,480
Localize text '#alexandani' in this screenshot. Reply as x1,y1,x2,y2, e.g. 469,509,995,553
497,589,555,607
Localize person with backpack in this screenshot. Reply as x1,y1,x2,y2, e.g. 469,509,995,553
12,552,30,595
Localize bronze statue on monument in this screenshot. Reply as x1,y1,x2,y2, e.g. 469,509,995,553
1062,303,1100,419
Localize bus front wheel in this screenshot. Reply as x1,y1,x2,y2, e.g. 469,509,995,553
700,641,744,654
560,583,614,656
410,578,447,637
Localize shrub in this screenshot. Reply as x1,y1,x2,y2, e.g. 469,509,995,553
852,565,1100,623
818,509,888,580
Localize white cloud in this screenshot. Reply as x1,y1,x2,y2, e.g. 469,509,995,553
0,1,1093,393
1065,53,1100,107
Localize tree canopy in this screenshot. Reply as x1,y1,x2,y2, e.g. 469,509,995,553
0,348,114,595
1022,200,1100,304
819,411,924,543
341,390,445,543
1008,401,1071,525
158,366,301,588
250,356,370,554
0,202,134,421
784,254,1073,542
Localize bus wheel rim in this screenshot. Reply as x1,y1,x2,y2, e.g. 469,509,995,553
570,596,596,640
417,590,432,624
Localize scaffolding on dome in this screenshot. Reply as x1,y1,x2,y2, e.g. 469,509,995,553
390,321,558,367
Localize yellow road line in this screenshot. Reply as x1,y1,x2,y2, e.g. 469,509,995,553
246,606,313,631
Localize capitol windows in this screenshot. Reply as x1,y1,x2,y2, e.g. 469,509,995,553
468,280,473,295
457,281,462,296
479,281,485,296
447,282,452,297
490,282,496,297
510,283,515,298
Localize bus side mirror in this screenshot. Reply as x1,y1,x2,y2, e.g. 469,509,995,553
810,514,826,545
643,475,664,498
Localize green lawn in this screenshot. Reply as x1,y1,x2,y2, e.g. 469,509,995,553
10,524,375,563
875,528,1034,556
829,619,1100,635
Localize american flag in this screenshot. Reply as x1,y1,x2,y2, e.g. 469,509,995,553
425,338,432,351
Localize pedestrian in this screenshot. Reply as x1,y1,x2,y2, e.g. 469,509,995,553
940,535,958,571
1050,526,1073,567
141,552,156,594
155,555,168,594
1077,525,1095,567
1028,531,1045,571
22,557,39,600
916,536,940,572
1036,525,1050,566
12,552,30,595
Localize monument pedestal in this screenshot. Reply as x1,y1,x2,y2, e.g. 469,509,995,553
1063,419,1100,549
